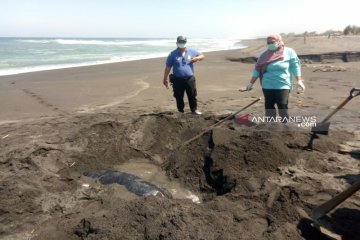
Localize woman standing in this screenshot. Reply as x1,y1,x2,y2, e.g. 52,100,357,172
240,34,305,122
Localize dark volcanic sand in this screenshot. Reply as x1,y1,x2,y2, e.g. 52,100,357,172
1,112,360,240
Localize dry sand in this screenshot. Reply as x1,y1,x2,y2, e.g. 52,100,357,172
0,36,360,240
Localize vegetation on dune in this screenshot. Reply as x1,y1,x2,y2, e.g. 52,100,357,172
280,25,360,38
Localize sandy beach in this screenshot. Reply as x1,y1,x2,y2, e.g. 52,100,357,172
1,36,360,239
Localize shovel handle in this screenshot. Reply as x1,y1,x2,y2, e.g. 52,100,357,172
320,88,359,123
321,97,351,123
350,88,360,98
312,181,360,220
182,97,261,146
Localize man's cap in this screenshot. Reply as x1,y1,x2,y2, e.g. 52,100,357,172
176,36,187,43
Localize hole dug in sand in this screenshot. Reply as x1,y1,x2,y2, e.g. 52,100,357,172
2,112,360,239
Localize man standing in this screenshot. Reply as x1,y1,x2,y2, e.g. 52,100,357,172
163,36,205,115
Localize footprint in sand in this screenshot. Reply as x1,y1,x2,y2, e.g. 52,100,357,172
219,96,231,100
204,99,216,104
22,89,68,116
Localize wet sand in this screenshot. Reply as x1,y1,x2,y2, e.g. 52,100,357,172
0,36,360,239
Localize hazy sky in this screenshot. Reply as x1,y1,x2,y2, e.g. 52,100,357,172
1,0,359,38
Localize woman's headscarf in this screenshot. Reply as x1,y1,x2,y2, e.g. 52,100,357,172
255,34,285,79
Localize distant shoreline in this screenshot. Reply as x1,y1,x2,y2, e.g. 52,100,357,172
0,47,248,77
0,37,246,77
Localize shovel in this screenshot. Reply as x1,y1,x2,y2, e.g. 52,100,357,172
312,181,360,220
305,88,360,150
310,181,360,239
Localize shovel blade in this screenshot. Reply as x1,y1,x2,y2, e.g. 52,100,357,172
311,122,331,135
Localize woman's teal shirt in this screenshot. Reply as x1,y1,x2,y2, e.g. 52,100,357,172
252,47,301,89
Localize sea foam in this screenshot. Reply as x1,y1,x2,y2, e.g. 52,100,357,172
1,38,246,76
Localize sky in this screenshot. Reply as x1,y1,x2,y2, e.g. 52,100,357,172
1,0,359,39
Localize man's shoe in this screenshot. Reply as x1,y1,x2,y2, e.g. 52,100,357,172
191,110,202,115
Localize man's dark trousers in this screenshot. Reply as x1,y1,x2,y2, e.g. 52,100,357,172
172,75,197,112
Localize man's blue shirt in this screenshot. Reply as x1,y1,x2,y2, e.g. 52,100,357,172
166,48,200,78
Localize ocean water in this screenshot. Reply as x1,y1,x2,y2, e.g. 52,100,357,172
0,38,246,76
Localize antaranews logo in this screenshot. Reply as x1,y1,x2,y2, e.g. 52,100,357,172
234,113,317,129
236,113,251,127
